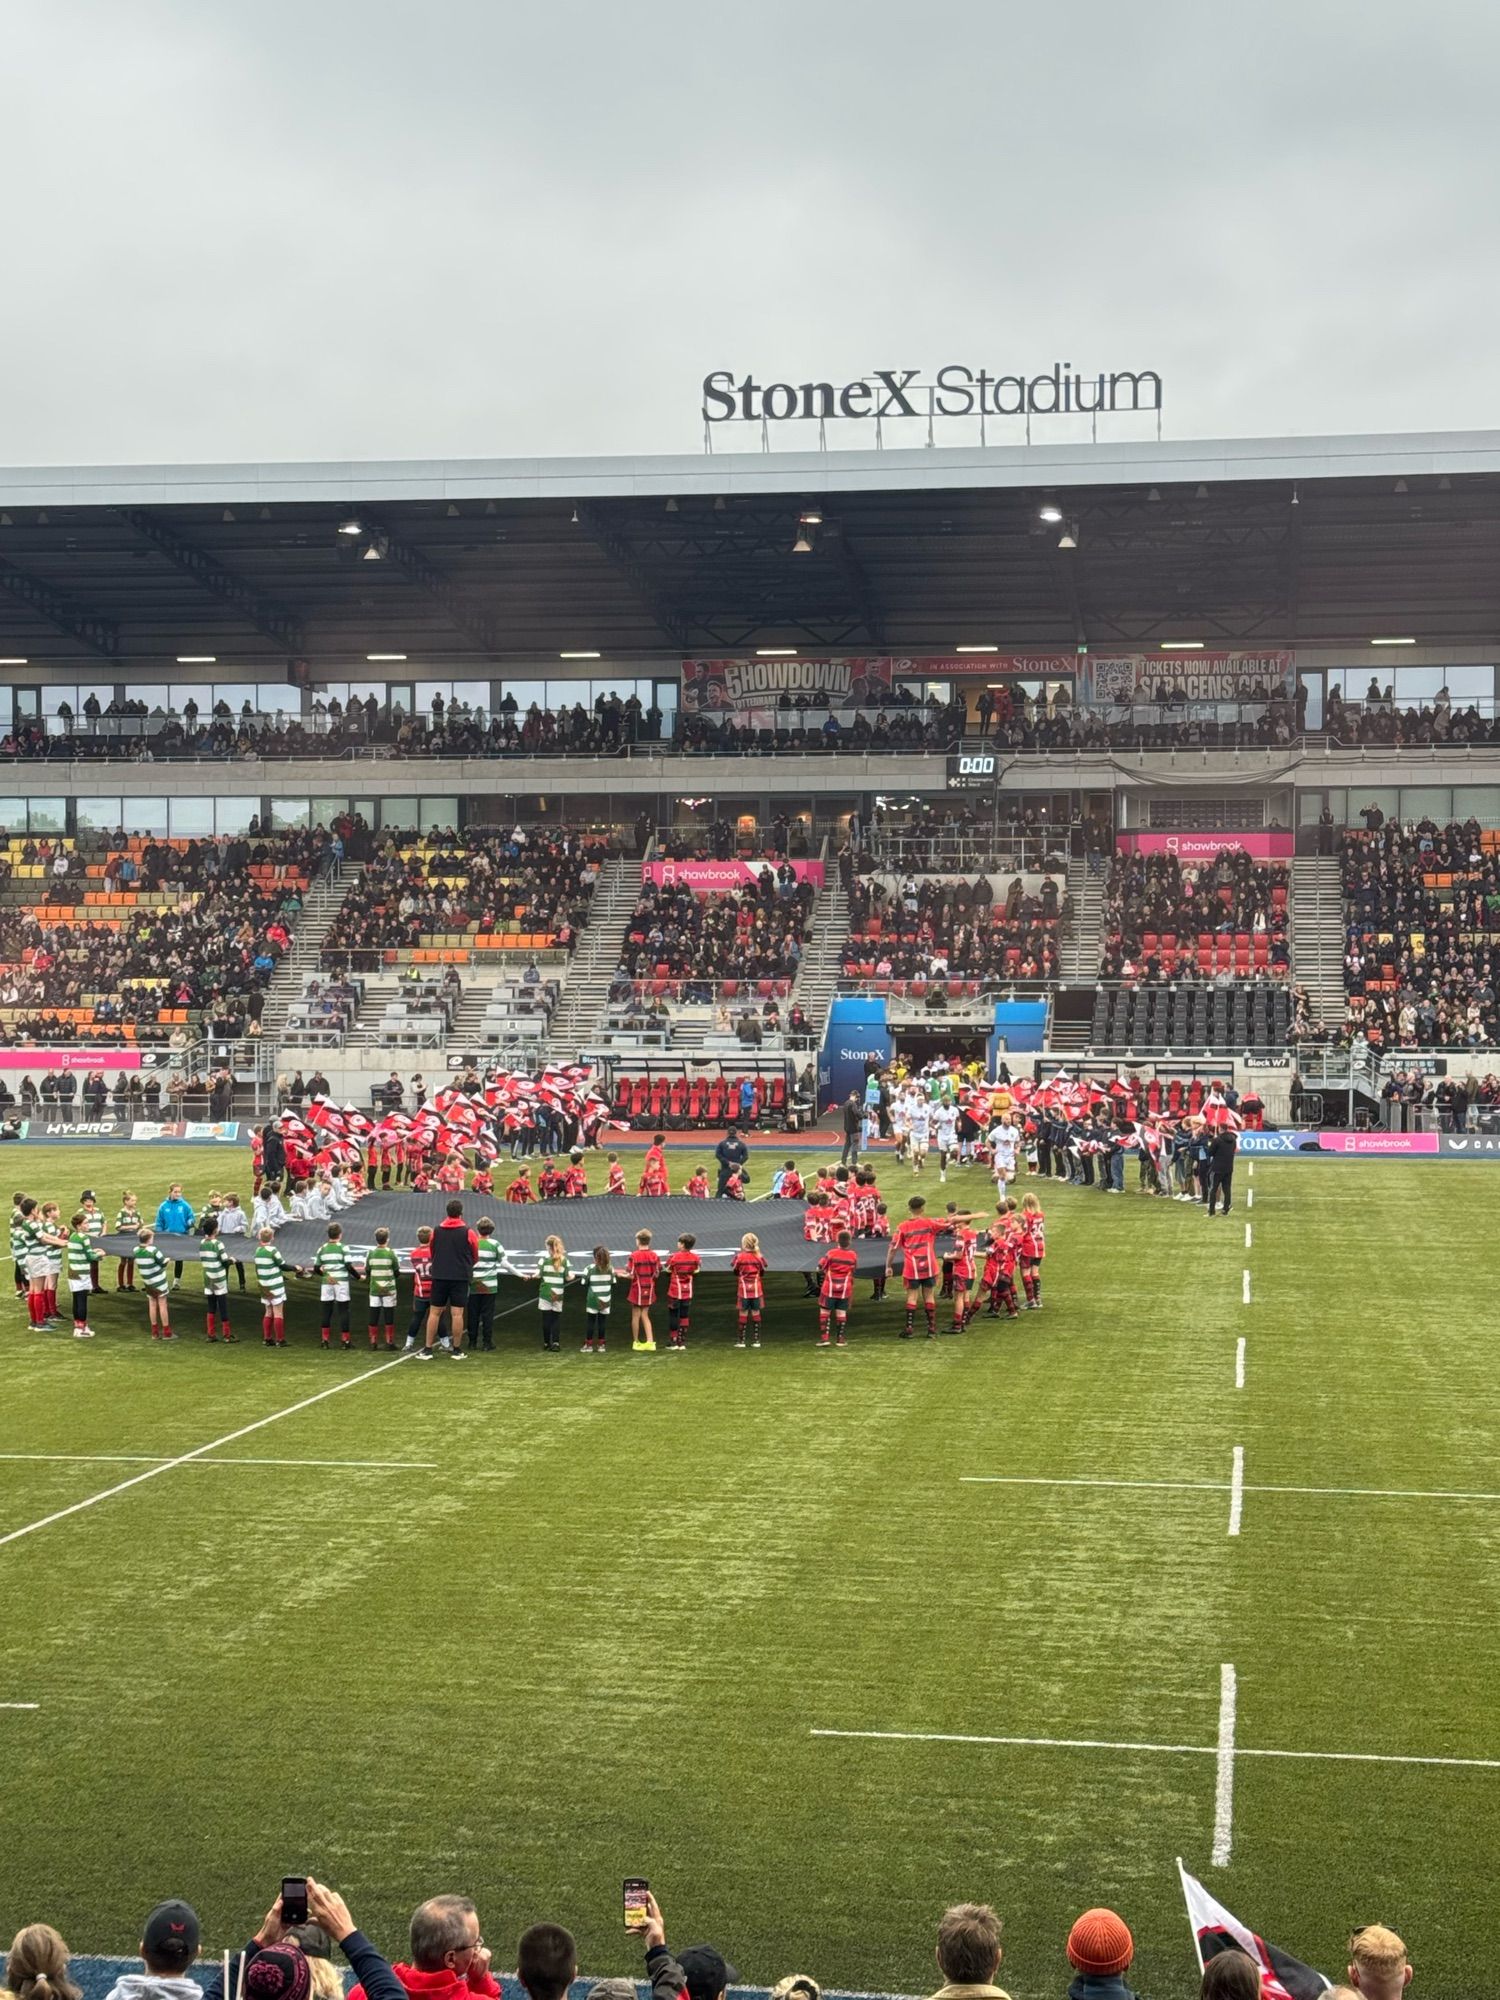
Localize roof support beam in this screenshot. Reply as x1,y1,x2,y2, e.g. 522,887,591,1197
355,512,503,657
114,509,304,653
0,554,119,657
821,519,885,644
573,502,694,650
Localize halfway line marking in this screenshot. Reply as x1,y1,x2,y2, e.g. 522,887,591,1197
1242,1268,1251,1306
1213,1663,1237,1867
1228,1445,1245,1537
0,1701,39,1710
0,1355,412,1552
1244,1222,1252,1251
1246,1186,1254,1210
1235,1336,1246,1390
810,1729,1500,1771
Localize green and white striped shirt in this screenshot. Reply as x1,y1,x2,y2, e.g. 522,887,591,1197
472,1237,504,1291
254,1243,290,1298
201,1238,231,1291
66,1230,97,1285
536,1256,568,1309
584,1264,617,1313
9,1212,35,1261
115,1207,141,1235
365,1245,400,1295
136,1244,169,1293
313,1241,351,1284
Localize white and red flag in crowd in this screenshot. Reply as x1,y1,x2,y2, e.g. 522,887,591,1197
1201,1088,1244,1133
1177,1863,1328,1998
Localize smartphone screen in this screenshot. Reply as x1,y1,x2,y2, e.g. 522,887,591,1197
281,1878,309,1927
623,1879,650,1933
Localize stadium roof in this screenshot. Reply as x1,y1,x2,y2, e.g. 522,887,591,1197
2,428,1500,667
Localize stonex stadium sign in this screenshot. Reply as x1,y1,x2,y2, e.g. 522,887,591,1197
701,363,1163,427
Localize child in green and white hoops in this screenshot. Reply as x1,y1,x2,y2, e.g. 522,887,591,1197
582,1243,622,1352
534,1233,569,1352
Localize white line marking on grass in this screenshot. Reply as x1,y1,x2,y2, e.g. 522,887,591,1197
1227,1447,1244,1536
0,1701,39,1709
1242,1268,1251,1305
1213,1662,1237,1866
810,1729,1500,1772
1246,1186,1254,1210
962,1474,1500,1504
960,1475,1230,1493
1244,1222,1252,1251
1235,1336,1246,1390
0,1354,411,1553
0,1453,434,1471
1247,1161,1254,1177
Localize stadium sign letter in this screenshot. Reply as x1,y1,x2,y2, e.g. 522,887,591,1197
935,363,975,415
839,380,873,418
1107,369,1163,412
872,369,919,417
762,382,799,420
701,371,738,421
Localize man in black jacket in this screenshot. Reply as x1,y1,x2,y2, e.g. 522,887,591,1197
714,1125,749,1196
1207,1127,1238,1215
201,1878,406,2000
423,1199,477,1358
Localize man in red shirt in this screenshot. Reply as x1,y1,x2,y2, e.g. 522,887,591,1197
347,1893,500,2000
665,1232,700,1350
887,1194,977,1340
817,1229,859,1347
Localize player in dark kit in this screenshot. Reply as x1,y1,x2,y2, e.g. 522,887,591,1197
817,1229,859,1347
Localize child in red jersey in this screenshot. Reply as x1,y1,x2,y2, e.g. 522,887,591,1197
411,1166,434,1193
472,1164,495,1195
888,1194,977,1340
776,1160,805,1200
403,1226,433,1347
981,1207,1021,1319
505,1166,535,1203
869,1200,891,1300
815,1167,839,1197
722,1167,746,1200
731,1230,768,1348
606,1153,628,1195
627,1228,661,1351
801,1192,832,1294
665,1231,701,1350
945,1202,978,1333
817,1228,859,1348
683,1166,710,1198
563,1152,589,1197
638,1134,669,1198
436,1156,466,1193
851,1169,880,1235
250,1127,265,1196
1018,1192,1046,1309
538,1161,564,1201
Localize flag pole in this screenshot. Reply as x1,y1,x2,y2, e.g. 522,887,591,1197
1176,1857,1206,1975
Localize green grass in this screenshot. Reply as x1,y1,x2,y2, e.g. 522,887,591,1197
3,1143,1499,1998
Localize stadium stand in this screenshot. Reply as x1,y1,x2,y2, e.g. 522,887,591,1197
1341,818,1500,1049
841,868,1067,986
609,872,815,995
1099,848,1291,983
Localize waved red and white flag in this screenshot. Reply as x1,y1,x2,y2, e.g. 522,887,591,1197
1177,1862,1328,1999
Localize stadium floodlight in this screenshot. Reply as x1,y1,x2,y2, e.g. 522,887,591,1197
337,518,362,535
1159,640,1204,650
367,653,407,662
756,647,798,657
362,541,383,562
1058,524,1078,549
801,508,823,526
792,530,813,553
0,656,28,664
559,650,601,659
1038,505,1063,523
1370,636,1417,645
956,644,999,653
176,655,217,663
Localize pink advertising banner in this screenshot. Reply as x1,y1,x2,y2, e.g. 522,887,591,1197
0,1048,142,1070
646,859,825,891
1115,832,1294,863
1317,1130,1440,1156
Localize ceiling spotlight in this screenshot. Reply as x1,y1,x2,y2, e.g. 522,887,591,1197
792,531,814,554
362,541,383,562
1438,475,1452,492
956,644,999,654
1290,485,1299,507
800,508,823,527
1194,483,1209,500
176,654,217,664
484,500,497,515
713,496,727,512
1058,523,1078,550
1038,505,1063,524
755,647,798,657
36,510,47,526
446,503,460,517
1159,640,1204,651
1370,636,1416,646
222,508,236,523
570,504,579,525
258,506,271,521
0,656,28,665
560,650,602,660
0,513,11,527
1147,488,1161,503
1393,479,1408,495
366,653,407,662
665,497,679,513
338,518,362,536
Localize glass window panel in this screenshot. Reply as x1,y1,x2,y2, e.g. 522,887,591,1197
1452,786,1500,820
169,797,216,836
171,686,212,712
1299,676,1322,729
418,796,460,833
1397,788,1453,822
269,797,310,830
1353,787,1400,823
133,684,171,714
341,680,386,706
1297,792,1325,826
254,683,299,713
380,796,420,830
27,797,66,833
319,684,349,707
449,680,488,711
214,796,259,836
120,796,170,836
39,685,78,718
1390,667,1444,701
309,796,347,828
10,689,39,722
0,800,27,835
75,797,123,833
76,682,117,713
498,679,547,712
1432,665,1493,702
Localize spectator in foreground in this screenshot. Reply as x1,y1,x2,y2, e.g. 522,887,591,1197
4,1925,81,2000
1064,1909,1138,2000
103,1901,202,2000
1347,1926,1411,1999
347,1895,500,2000
517,1927,576,2000
928,1904,1011,2000
634,1891,717,2000
203,1879,406,2000
1198,1951,1259,2000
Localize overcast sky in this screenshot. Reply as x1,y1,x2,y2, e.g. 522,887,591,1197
4,0,1495,467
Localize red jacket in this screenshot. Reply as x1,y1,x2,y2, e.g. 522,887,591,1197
349,1964,501,2000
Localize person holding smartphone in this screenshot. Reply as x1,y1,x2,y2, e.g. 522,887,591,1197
200,1878,406,2000
627,1890,731,2000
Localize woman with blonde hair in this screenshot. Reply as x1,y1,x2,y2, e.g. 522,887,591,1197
5,1924,81,2000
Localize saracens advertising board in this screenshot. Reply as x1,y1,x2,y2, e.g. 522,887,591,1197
1081,650,1294,705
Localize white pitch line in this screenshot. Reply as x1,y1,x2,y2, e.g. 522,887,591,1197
810,1728,1500,1771
1212,1662,1237,1866
1228,1446,1245,1537
1247,1161,1254,1177
0,1355,411,1552
1244,1222,1252,1251
0,1453,434,1470
0,1701,39,1710
960,1475,1230,1493
1246,1186,1254,1210
1242,1268,1251,1305
1235,1336,1246,1390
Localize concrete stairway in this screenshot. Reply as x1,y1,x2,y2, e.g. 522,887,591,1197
260,861,364,1047
1291,855,1346,1022
547,854,644,1055
788,872,847,1035
1063,856,1105,980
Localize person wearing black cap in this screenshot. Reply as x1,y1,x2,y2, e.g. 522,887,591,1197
101,1902,202,2000
633,1891,735,2000
200,1878,406,2000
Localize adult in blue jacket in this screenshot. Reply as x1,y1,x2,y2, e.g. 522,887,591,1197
154,1183,195,1285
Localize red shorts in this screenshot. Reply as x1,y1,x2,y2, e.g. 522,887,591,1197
901,1257,937,1284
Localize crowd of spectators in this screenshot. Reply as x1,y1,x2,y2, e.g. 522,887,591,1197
843,871,1065,982
1342,817,1500,1047
321,828,602,971
1100,848,1291,983
1325,681,1500,747
0,1884,1417,2000
610,870,815,995
678,697,964,756
0,831,329,1042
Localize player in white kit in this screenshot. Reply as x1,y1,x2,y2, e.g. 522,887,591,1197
990,1115,1020,1193
907,1094,932,1173
934,1102,959,1182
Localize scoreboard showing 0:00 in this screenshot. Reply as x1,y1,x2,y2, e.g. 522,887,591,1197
946,750,998,790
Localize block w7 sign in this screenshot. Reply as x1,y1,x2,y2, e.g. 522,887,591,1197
1177,1862,1329,1998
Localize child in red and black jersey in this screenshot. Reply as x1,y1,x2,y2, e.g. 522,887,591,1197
538,1161,564,1200
505,1167,535,1203
776,1160,805,1201
1018,1192,1046,1309
981,1206,1021,1319
436,1156,466,1193
627,1228,661,1351
563,1153,589,1198
869,1200,891,1299
888,1194,978,1340
817,1229,859,1348
851,1169,880,1235
683,1166,710,1198
731,1231,768,1348
638,1135,669,1198
606,1153,628,1195
472,1164,495,1195
946,1203,978,1333
665,1232,701,1350
404,1227,433,1346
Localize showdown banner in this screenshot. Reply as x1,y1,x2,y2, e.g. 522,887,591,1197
646,859,825,891
1115,831,1295,862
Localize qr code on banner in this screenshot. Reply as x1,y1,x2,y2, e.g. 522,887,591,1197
1091,657,1137,703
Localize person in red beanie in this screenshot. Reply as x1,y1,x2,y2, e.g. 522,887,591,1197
347,1897,500,2000
1065,1909,1138,2000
